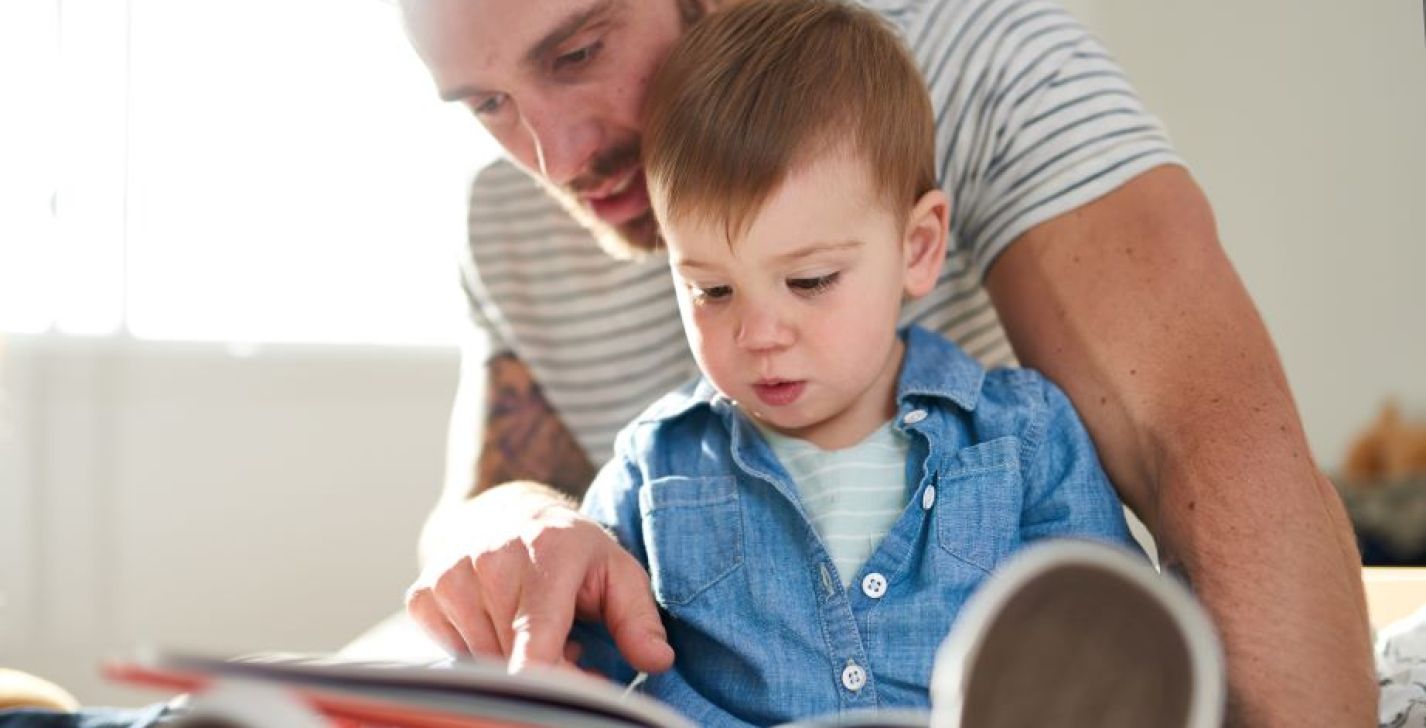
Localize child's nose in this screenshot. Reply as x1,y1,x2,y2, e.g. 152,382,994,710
735,304,795,353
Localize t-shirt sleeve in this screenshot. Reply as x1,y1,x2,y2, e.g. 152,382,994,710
926,0,1183,277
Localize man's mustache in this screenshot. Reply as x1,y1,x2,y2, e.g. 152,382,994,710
568,141,641,195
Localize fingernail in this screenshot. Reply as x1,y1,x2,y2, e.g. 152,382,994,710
648,633,675,662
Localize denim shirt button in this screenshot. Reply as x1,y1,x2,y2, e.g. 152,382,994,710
922,485,936,510
902,409,928,425
861,572,887,598
841,663,867,692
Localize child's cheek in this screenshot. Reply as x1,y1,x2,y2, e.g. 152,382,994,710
688,309,732,374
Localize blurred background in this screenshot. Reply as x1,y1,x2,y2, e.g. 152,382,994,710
1,0,1423,706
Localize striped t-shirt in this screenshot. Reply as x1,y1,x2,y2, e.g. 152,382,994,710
458,0,1179,468
759,422,911,588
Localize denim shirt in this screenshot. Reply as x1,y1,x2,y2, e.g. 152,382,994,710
576,326,1139,727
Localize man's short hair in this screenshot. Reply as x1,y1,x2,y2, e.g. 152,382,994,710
644,0,937,241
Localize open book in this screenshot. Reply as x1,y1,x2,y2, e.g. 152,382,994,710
106,649,929,728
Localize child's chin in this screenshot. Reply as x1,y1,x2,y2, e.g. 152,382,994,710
756,412,820,434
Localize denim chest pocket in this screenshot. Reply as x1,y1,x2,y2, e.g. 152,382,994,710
638,476,744,607
934,436,1024,573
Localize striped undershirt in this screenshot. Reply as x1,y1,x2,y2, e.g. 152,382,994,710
759,421,911,587
458,0,1180,467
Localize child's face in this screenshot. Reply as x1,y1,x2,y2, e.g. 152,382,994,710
663,149,947,449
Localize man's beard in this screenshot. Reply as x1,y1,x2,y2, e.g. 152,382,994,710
546,181,663,261
540,137,663,260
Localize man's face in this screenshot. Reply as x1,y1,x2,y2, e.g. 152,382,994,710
402,0,701,257
663,151,923,451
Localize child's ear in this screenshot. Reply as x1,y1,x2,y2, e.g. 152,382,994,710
902,188,949,299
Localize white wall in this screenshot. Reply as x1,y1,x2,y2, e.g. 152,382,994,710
0,336,457,704
1061,0,1426,468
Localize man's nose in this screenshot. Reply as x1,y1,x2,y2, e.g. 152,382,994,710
518,97,602,186
735,301,796,353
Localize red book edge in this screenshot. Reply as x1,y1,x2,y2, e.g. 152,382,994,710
102,660,545,728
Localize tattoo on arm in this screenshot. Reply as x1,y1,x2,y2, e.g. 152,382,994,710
470,353,596,500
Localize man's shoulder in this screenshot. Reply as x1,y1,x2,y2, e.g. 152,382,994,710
468,158,537,202
461,158,622,281
858,0,1027,39
465,158,581,235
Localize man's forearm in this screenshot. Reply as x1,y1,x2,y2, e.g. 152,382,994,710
421,352,595,568
472,353,596,499
1113,180,1375,725
1149,391,1373,726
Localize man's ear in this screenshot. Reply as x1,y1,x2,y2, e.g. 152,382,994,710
902,188,949,299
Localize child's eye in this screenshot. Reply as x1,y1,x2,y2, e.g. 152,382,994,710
690,284,732,304
787,272,840,296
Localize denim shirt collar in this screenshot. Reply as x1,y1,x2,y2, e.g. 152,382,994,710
895,324,984,412
636,324,986,428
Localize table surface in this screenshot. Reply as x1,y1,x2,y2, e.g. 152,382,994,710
1364,567,1426,629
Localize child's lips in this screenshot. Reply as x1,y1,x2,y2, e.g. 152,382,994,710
751,379,805,407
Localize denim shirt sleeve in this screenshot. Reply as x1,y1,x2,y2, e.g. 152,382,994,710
570,447,647,683
1020,375,1140,553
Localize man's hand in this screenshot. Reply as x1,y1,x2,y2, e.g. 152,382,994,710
405,482,675,675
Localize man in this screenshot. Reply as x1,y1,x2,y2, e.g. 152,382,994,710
398,0,1375,725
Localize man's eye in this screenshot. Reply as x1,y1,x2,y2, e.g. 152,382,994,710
692,284,732,303
787,272,840,295
554,42,601,72
473,93,508,117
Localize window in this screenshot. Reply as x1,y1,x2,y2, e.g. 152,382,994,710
0,0,497,345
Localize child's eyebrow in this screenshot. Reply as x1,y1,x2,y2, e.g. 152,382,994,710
771,240,863,265
674,241,862,273
673,258,720,273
